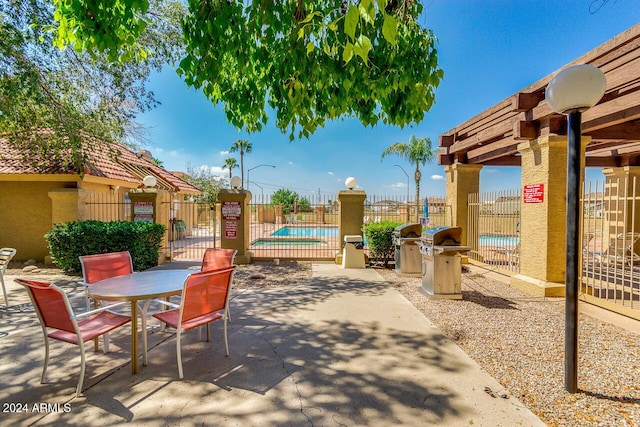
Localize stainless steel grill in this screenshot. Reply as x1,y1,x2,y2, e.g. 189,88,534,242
418,226,471,299
392,223,423,275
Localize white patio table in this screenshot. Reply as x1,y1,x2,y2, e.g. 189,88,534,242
88,269,192,374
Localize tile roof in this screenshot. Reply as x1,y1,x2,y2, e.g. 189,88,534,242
0,135,200,194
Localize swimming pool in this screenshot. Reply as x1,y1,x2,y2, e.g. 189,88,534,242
251,238,328,247
478,234,519,247
271,226,339,237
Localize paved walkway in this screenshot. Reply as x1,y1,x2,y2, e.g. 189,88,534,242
0,263,544,426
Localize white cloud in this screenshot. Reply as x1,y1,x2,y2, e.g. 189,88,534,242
288,161,294,165
219,150,230,156
431,174,444,180
384,182,408,189
196,165,226,176
328,171,334,175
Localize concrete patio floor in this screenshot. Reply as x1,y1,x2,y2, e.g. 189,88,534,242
0,263,544,426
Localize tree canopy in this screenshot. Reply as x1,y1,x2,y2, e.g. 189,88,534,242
0,0,184,171
271,188,311,214
46,0,443,140
184,164,226,204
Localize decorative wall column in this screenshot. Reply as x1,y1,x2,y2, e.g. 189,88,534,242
46,188,92,265
337,189,366,243
49,188,92,224
444,163,483,246
218,189,252,264
128,188,171,263
511,135,588,297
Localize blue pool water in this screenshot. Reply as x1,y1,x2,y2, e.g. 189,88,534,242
479,234,519,247
271,226,339,237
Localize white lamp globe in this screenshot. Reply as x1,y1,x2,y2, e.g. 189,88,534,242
545,64,606,114
230,176,242,188
142,175,157,188
345,177,358,190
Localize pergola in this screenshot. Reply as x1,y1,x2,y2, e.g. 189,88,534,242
438,23,640,168
435,23,640,299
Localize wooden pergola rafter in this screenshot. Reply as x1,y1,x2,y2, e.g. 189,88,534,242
438,23,640,168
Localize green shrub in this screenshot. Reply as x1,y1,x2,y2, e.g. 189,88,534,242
45,220,166,273
363,220,402,267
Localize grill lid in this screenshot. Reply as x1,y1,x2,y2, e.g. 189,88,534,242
392,223,422,238
421,226,462,246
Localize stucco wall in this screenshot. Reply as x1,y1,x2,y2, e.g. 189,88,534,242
0,181,75,261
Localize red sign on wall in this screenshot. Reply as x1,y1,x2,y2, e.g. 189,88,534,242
523,184,544,203
224,221,237,239
221,201,241,220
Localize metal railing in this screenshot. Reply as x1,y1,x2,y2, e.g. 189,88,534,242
581,177,640,319
248,194,340,261
467,189,521,274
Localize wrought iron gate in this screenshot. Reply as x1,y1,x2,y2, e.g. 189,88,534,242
248,194,340,260
164,199,217,261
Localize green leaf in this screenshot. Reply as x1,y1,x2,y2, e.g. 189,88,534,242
355,35,372,63
306,42,315,55
382,14,397,45
345,5,358,41
359,0,376,25
343,42,354,63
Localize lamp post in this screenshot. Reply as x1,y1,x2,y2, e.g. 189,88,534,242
247,164,276,189
252,182,264,203
545,64,606,393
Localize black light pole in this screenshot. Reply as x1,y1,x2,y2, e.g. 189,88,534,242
545,64,606,393
565,110,582,393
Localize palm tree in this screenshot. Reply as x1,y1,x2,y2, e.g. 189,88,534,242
381,135,436,222
229,139,252,188
222,157,239,181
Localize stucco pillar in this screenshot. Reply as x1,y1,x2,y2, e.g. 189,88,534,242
49,188,92,224
602,167,640,252
46,188,92,265
337,190,366,243
129,188,171,263
218,189,252,264
511,135,588,297
444,163,483,246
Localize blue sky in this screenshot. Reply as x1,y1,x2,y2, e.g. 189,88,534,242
139,0,640,199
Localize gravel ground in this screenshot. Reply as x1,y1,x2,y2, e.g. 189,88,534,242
8,260,640,426
376,264,640,427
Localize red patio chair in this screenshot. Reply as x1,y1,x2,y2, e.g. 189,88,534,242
79,251,134,286
141,265,236,379
79,251,134,352
16,279,131,397
201,248,237,271
201,248,236,321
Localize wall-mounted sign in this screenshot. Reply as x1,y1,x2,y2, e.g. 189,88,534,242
523,183,544,203
133,201,154,222
224,221,237,239
221,201,241,220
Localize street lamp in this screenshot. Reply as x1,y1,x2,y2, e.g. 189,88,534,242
394,164,410,204
247,164,276,189
252,182,264,202
545,64,606,394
